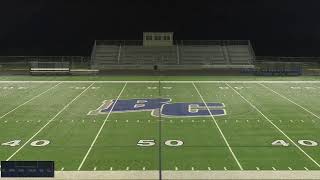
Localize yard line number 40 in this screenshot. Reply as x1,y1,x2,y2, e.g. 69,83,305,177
272,139,319,147
1,140,50,147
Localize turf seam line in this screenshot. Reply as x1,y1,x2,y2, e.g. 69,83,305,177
192,82,244,171
158,80,163,180
259,83,320,120
77,82,127,171
226,83,320,168
0,82,61,120
5,82,95,161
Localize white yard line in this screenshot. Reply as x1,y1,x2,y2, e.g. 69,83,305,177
6,83,94,161
192,82,243,170
0,82,61,120
77,82,127,171
226,83,320,168
0,80,319,83
259,83,320,120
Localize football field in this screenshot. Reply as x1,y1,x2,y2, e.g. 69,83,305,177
0,77,320,178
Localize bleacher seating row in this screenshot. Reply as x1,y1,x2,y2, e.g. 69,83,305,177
92,41,255,69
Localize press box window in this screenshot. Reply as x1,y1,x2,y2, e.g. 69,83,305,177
155,36,162,40
163,36,171,40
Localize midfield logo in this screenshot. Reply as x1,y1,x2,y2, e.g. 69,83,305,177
88,98,226,118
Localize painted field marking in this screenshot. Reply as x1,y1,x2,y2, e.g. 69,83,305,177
256,167,260,170
208,167,211,170
6,83,94,161
272,167,276,171
143,167,146,171
0,82,61,120
224,167,227,170
260,83,320,120
78,82,127,171
191,167,194,171
110,167,113,171
226,83,320,168
288,167,292,170
61,167,64,171
304,167,309,171
1,80,320,84
126,167,129,171
193,82,243,170
175,167,178,171
94,167,97,171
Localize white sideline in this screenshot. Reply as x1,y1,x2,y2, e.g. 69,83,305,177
6,83,95,161
192,82,243,170
259,83,320,120
78,82,127,170
0,80,319,83
226,83,320,168
3,171,320,180
0,82,61,120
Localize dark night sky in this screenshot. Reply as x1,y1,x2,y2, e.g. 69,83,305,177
0,0,320,56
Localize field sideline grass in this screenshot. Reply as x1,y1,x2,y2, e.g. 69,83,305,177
0,76,320,174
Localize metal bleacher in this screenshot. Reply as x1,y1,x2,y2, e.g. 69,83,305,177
227,45,254,65
91,40,255,69
94,45,119,65
121,46,177,65
179,45,226,65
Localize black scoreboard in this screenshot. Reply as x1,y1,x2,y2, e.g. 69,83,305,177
1,161,54,178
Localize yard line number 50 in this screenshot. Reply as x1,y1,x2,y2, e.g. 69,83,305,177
137,139,183,147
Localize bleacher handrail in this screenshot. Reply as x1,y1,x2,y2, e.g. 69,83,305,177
96,40,251,46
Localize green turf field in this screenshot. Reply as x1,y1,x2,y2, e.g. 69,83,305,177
0,76,320,172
